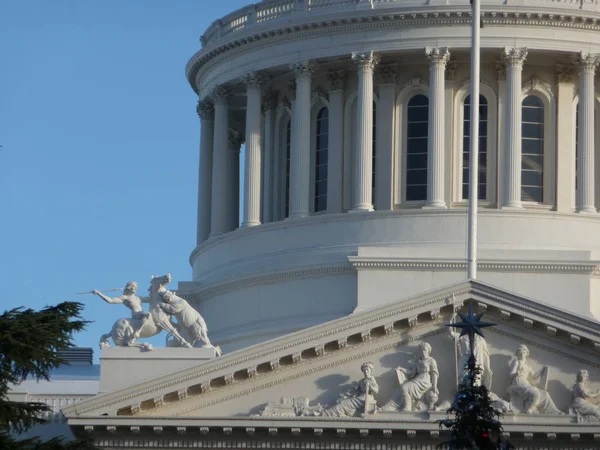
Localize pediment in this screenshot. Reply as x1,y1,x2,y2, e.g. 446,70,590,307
63,280,600,436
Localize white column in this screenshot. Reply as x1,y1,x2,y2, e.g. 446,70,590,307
577,53,599,214
351,51,378,211
196,100,214,245
425,47,450,209
555,64,576,212
501,47,528,209
242,73,263,227
496,62,507,207
209,87,229,237
326,70,345,214
289,61,313,219
376,65,397,210
262,93,276,223
444,62,456,207
227,131,241,232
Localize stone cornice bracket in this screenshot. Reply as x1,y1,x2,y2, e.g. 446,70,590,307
243,71,263,90
556,63,576,84
445,60,456,81
577,52,600,74
378,64,397,84
425,47,450,68
327,69,346,91
210,86,229,105
196,100,214,121
290,60,315,81
352,51,379,73
495,61,506,82
502,47,528,69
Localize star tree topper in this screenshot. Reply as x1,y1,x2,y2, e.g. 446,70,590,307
447,303,496,354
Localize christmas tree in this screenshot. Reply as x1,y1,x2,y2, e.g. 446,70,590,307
439,305,514,450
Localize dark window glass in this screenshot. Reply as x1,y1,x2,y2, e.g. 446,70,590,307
285,119,291,218
406,94,429,201
314,107,329,212
521,95,544,202
462,95,488,200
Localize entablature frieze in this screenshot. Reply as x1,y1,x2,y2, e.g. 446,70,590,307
74,415,600,448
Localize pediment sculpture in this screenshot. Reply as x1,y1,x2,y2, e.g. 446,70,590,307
257,335,581,418
450,327,509,413
322,362,379,417
506,344,563,415
379,342,439,412
571,369,600,422
87,273,220,354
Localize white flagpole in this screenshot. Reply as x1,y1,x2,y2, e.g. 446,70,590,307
467,0,481,280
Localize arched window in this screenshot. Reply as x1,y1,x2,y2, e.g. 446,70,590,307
284,119,291,218
521,95,544,202
314,107,329,212
462,95,488,200
406,94,429,201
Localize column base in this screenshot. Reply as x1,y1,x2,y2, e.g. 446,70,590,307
208,232,224,239
288,212,309,220
577,207,598,215
423,202,447,210
500,203,524,210
350,205,374,212
241,220,261,228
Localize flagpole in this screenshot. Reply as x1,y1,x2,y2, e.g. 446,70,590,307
467,0,481,280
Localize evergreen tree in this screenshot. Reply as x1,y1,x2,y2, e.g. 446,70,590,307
440,304,514,450
0,302,96,449
439,355,508,449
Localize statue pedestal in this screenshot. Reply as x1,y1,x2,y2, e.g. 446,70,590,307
99,347,218,394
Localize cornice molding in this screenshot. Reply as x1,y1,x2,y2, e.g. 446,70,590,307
187,10,600,94
79,416,600,448
348,257,600,275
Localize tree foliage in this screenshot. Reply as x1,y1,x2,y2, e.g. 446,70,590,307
439,355,514,450
0,302,95,449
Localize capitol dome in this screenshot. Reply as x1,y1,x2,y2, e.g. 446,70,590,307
181,0,600,353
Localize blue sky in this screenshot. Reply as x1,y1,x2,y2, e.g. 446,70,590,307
0,0,251,357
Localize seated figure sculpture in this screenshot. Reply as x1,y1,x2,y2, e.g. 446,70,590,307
507,344,563,414
380,342,439,412
571,369,600,422
321,362,379,417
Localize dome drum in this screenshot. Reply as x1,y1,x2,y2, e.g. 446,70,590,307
183,0,600,351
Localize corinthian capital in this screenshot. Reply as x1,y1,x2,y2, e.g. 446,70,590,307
327,69,346,91
196,100,214,121
502,47,528,69
577,52,600,74
352,51,379,73
243,72,263,90
426,47,450,68
290,61,314,80
210,86,229,105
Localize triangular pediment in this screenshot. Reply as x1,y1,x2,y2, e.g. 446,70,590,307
63,280,600,439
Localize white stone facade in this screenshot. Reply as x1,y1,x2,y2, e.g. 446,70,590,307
183,0,600,353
